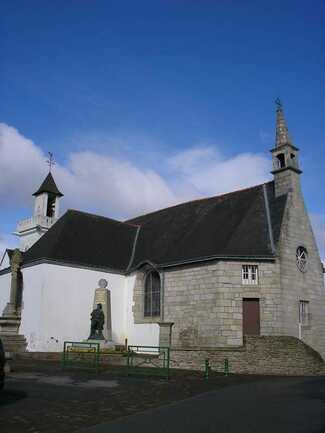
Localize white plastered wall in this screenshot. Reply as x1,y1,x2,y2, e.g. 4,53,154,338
125,273,159,347
16,263,158,352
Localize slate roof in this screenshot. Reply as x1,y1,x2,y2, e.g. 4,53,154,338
21,181,287,273
23,210,138,272
33,173,64,197
126,181,286,269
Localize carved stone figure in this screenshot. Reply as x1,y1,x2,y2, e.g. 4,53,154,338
88,303,105,340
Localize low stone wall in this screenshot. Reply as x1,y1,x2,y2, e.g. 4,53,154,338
12,336,325,376
170,336,325,376
13,351,127,366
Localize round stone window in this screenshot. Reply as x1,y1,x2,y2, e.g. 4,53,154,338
296,246,308,273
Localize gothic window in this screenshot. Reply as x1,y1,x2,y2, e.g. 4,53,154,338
242,265,258,285
296,246,308,272
144,270,161,317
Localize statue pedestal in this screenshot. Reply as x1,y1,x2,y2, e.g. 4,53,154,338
85,339,115,350
0,315,27,353
93,288,112,341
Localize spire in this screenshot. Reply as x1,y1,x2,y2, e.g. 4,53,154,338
32,172,64,197
275,98,293,148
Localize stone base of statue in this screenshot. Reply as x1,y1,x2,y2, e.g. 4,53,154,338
93,287,112,341
0,315,27,353
85,339,115,350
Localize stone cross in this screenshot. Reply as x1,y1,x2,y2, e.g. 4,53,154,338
2,249,23,317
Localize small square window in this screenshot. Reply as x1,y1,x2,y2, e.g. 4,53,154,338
242,265,258,285
299,300,310,325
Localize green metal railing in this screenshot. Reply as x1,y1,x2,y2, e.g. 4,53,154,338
204,358,229,379
62,341,100,372
127,345,170,379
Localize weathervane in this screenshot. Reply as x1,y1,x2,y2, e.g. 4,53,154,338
46,152,55,173
275,98,283,112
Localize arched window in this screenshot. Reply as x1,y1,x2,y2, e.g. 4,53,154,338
46,193,56,217
144,270,161,317
276,153,286,169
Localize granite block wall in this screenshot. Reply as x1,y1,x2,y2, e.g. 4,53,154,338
276,172,325,359
170,336,324,376
162,260,282,348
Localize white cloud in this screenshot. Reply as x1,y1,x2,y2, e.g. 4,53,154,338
0,123,45,206
56,151,178,218
0,123,272,221
168,146,270,197
0,123,178,219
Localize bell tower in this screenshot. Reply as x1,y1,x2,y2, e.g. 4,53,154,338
14,155,63,251
271,99,302,198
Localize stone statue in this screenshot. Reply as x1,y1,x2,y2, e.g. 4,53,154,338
88,303,105,340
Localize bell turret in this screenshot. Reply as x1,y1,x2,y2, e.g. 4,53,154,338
14,155,63,251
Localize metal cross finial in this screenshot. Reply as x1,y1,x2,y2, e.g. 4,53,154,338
275,98,283,112
46,152,55,172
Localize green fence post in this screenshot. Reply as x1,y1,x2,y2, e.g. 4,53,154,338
204,359,210,379
224,358,229,376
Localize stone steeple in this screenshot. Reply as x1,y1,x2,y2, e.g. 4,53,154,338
271,100,302,197
275,98,293,148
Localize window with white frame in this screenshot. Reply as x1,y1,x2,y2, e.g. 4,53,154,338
299,300,310,325
242,265,258,285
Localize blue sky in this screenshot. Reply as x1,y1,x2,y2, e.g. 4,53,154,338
0,0,324,257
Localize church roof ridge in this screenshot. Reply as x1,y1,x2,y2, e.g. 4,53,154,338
127,181,274,224
65,209,140,228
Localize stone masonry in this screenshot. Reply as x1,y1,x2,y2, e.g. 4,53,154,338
276,170,325,358
162,260,282,348
170,336,325,376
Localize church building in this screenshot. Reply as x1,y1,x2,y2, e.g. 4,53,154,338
1,102,325,361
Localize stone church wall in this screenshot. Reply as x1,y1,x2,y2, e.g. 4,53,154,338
161,260,282,348
276,176,325,359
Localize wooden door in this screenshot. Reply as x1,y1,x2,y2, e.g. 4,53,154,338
243,298,260,335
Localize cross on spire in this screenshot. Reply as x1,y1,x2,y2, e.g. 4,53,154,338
46,152,56,173
275,97,283,112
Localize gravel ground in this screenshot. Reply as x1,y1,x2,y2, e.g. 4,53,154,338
0,360,267,433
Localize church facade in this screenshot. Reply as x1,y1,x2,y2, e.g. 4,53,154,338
1,103,325,359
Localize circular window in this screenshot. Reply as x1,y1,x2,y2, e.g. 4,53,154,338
296,246,308,272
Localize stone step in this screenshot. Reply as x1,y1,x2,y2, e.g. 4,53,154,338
0,334,27,353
